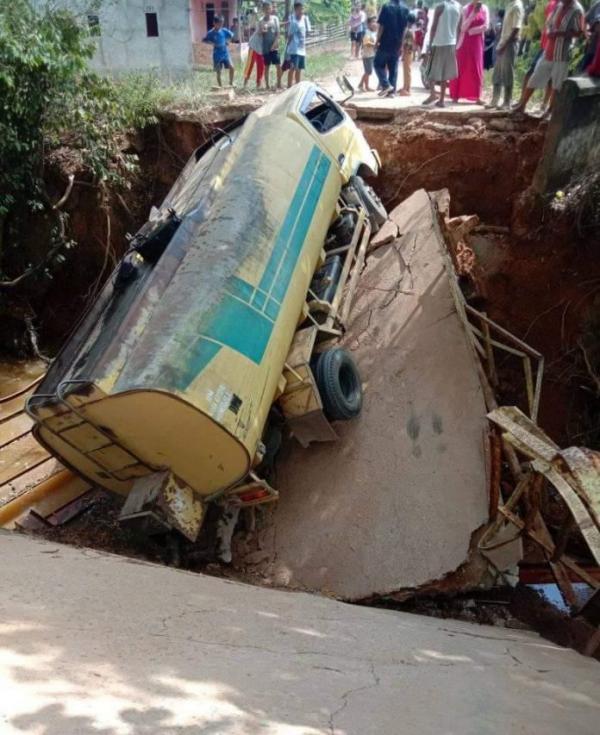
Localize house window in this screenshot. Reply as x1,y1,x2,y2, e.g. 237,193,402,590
206,3,215,29
87,13,101,36
221,1,230,27
145,12,159,37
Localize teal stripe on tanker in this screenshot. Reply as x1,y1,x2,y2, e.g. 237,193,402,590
174,145,332,390
269,153,330,307
255,145,322,301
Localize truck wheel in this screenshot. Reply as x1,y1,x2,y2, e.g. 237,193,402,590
315,348,363,421
350,175,388,231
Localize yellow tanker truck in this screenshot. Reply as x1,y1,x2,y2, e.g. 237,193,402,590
27,82,386,544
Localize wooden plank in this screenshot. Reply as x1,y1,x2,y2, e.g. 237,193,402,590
0,413,32,447
488,430,502,521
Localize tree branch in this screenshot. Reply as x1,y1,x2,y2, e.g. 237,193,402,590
0,209,67,292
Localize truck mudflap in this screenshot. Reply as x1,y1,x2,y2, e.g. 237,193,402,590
119,470,204,541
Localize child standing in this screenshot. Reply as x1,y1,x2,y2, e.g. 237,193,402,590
261,1,282,90
359,17,377,91
244,21,266,89
203,16,234,87
400,22,415,96
286,2,311,87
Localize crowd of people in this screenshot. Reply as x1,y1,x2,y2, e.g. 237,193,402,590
202,0,600,114
350,0,599,112
203,1,311,90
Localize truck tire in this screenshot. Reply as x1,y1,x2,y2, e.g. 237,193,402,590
315,348,363,421
350,175,388,231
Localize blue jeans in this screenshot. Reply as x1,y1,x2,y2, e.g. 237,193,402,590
374,49,399,90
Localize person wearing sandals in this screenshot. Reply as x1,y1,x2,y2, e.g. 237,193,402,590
374,0,411,98
423,0,462,108
359,16,378,91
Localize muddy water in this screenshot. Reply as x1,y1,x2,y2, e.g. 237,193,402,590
0,360,49,500
0,360,46,399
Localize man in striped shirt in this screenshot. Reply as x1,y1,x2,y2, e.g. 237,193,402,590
514,0,584,114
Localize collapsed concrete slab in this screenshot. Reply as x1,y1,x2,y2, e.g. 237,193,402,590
234,190,489,599
1,532,597,735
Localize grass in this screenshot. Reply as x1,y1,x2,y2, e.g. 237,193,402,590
304,46,347,82
111,45,347,118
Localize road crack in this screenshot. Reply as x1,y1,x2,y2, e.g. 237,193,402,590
328,662,380,735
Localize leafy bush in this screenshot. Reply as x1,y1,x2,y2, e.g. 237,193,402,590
0,1,157,292
308,0,352,24
0,2,92,218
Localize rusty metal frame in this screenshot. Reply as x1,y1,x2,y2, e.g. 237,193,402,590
464,304,544,423
319,203,371,333
432,194,600,651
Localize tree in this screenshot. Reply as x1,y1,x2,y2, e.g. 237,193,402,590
0,1,140,295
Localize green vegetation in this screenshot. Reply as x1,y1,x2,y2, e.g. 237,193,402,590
110,46,346,113
306,47,348,81
0,0,156,293
308,0,351,24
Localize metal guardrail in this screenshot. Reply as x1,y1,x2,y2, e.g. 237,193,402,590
305,21,348,48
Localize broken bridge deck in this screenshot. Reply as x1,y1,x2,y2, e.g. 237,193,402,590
234,189,489,600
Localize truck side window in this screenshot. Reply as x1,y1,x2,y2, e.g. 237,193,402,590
302,92,344,134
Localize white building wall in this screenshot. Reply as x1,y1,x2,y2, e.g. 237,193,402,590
93,0,193,73
36,1,194,74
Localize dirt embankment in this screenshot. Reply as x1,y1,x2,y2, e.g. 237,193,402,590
360,112,545,227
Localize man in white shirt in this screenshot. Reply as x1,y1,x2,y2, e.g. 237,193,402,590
488,0,524,108
422,0,462,107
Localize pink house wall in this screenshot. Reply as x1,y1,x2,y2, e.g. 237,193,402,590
189,0,237,42
190,0,240,65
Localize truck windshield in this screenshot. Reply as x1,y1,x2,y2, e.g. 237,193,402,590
301,91,344,134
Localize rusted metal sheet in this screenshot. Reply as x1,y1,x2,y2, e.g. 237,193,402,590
488,406,600,565
560,447,600,530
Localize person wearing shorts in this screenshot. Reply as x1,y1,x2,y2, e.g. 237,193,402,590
286,2,311,87
349,5,367,58
261,2,282,89
359,16,377,90
514,0,584,115
203,16,234,87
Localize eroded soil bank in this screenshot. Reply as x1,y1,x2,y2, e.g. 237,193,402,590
3,107,600,646
360,111,545,227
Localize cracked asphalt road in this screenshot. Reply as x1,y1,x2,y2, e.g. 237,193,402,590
1,531,598,735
